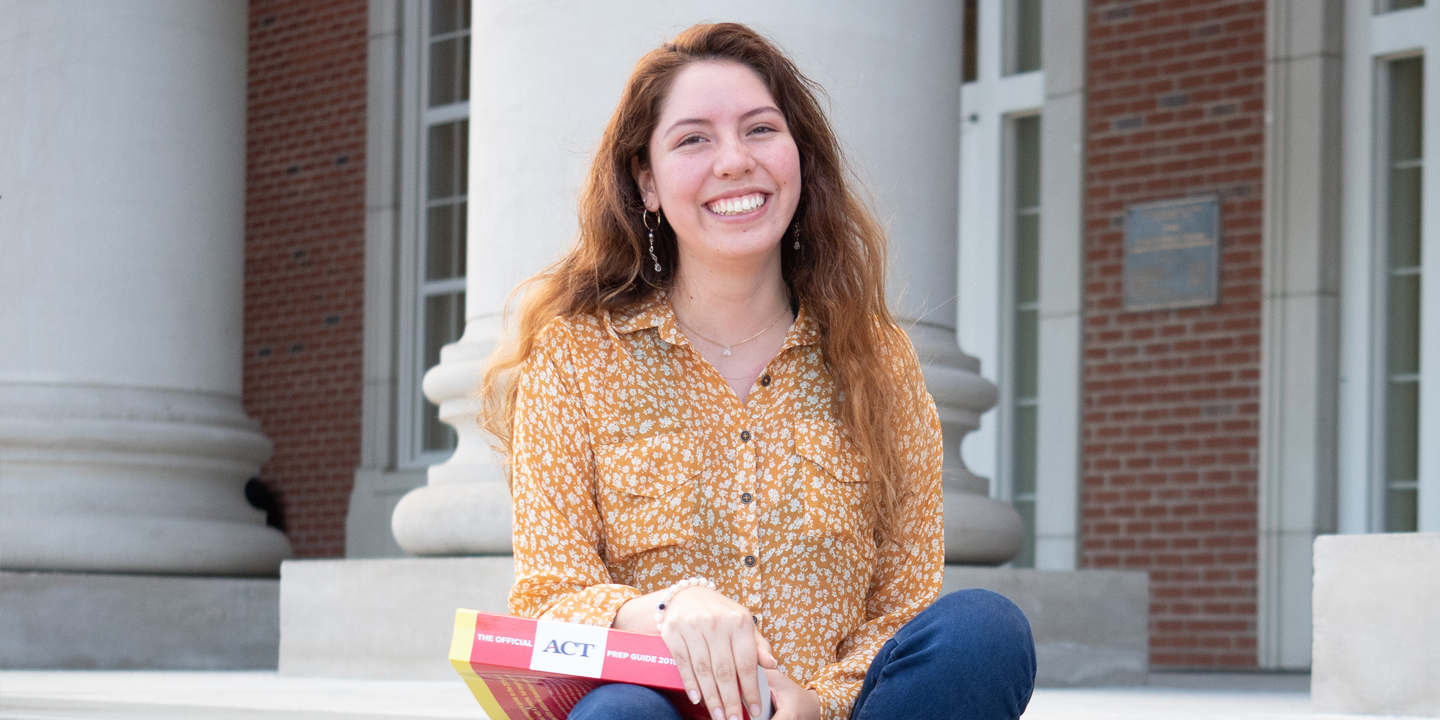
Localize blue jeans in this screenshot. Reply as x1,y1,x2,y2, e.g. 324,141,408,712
568,589,1036,720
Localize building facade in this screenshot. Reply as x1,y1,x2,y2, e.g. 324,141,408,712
3,0,1436,673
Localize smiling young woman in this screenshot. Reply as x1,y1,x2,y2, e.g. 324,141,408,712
479,23,1037,720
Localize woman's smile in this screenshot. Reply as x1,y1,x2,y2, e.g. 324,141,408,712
705,191,768,217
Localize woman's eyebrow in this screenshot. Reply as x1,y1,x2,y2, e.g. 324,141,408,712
664,118,712,135
662,106,783,136
738,105,782,121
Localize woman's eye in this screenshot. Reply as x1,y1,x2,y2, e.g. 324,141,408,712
677,134,705,147
749,125,777,136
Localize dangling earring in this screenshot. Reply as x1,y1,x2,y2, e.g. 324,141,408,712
792,220,801,250
643,209,661,273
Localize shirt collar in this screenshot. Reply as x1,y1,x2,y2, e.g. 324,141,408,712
606,291,820,351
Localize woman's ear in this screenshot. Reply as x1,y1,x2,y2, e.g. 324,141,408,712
630,156,658,212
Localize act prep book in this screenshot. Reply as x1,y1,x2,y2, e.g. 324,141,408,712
449,609,771,720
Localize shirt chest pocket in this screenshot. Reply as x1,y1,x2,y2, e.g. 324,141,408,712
793,425,874,539
594,431,703,563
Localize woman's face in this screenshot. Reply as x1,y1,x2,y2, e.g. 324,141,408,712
635,60,802,271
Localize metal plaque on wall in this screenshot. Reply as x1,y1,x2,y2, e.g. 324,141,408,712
1123,196,1221,312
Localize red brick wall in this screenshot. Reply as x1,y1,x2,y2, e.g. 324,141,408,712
244,0,368,558
1082,0,1265,668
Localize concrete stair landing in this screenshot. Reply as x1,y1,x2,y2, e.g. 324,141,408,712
7,670,1429,720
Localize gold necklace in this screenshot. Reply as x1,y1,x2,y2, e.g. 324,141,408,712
674,309,789,357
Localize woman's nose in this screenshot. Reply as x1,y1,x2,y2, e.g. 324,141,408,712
713,135,756,178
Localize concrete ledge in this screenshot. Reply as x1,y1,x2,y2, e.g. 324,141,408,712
279,558,1147,687
942,566,1149,687
0,669,1338,720
278,557,514,680
0,571,279,669
1312,532,1439,717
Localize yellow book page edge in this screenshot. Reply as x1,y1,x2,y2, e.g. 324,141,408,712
451,608,511,720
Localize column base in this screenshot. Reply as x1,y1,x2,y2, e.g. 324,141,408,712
904,325,1024,565
2,514,292,577
390,479,513,556
0,384,291,575
943,491,1026,565
395,320,514,556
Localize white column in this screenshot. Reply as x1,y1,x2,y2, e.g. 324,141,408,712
0,0,292,576
395,0,1020,564
1257,0,1344,670
1031,0,1088,571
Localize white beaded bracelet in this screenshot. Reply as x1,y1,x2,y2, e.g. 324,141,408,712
654,577,716,630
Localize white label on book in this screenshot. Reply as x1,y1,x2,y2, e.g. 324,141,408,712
529,620,610,678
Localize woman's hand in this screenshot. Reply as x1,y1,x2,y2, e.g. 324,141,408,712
614,588,776,720
764,668,821,720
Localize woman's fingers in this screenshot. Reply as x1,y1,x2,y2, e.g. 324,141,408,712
668,619,725,720
675,621,730,720
753,629,777,669
707,637,746,720
668,619,727,714
731,629,765,718
675,616,750,720
763,668,794,720
663,625,704,706
685,619,745,720
763,668,820,720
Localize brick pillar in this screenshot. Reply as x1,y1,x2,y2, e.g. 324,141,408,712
1083,0,1266,668
243,0,369,558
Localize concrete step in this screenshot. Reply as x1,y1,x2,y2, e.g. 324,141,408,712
3,670,1432,720
1,572,279,671
277,559,1152,688
0,671,480,720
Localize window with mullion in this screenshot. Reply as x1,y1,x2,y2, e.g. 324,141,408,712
963,0,979,82
1008,114,1042,567
428,0,470,109
1005,0,1041,75
1382,55,1424,531
415,0,470,458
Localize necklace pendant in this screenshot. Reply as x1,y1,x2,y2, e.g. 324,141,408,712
722,347,732,356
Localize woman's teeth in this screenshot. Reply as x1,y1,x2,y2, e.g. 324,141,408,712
707,193,766,216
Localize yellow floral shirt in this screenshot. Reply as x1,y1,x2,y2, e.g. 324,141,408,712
507,292,944,720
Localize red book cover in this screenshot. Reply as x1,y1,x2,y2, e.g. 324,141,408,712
449,609,771,720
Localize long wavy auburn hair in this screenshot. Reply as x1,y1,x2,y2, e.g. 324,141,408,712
480,22,910,541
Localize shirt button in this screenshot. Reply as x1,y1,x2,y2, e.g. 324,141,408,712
760,374,771,387
741,492,753,504
740,430,751,442
744,555,756,567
